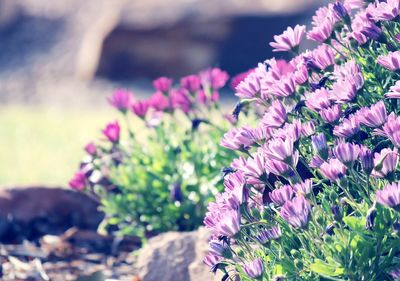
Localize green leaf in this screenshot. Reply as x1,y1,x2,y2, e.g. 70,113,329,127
343,216,366,232
310,259,344,277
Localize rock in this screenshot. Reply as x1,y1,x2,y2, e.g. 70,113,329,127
136,227,216,281
0,186,104,243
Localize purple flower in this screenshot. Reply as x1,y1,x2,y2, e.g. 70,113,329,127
69,171,86,191
216,209,241,237
359,146,374,175
280,196,312,228
224,171,248,208
265,137,295,164
350,10,370,45
102,121,120,143
236,71,261,99
243,153,268,185
309,44,336,70
208,240,230,257
131,100,150,118
319,158,347,181
333,142,360,166
84,142,97,156
385,80,400,99
376,182,400,210
358,101,387,128
333,115,360,138
369,0,400,22
153,77,173,93
269,25,306,52
307,18,335,43
378,113,400,147
333,1,349,20
372,148,399,179
256,226,282,244
148,91,170,111
378,51,400,71
311,133,329,160
292,179,313,195
220,128,246,151
310,155,325,168
203,253,221,272
305,88,332,111
270,185,294,206
265,156,297,177
108,89,134,112
243,258,264,279
180,75,201,93
330,80,357,103
320,104,342,123
170,89,192,113
271,76,296,97
262,100,287,128
199,68,229,90
333,60,364,90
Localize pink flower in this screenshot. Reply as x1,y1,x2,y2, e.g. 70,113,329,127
131,100,150,118
292,179,313,195
69,171,86,191
270,185,294,206
319,158,347,181
320,104,342,123
271,76,296,97
261,100,287,128
265,137,295,164
216,209,241,237
357,101,387,128
269,25,306,52
332,142,360,166
376,182,400,209
280,196,311,228
170,89,191,113
148,92,170,111
305,88,332,111
199,68,229,90
307,18,335,43
372,148,399,178
349,10,370,45
84,142,97,155
385,80,400,99
330,80,357,103
333,115,360,139
376,113,400,147
180,75,201,93
378,51,400,71
369,0,400,22
235,71,261,99
308,44,336,70
243,153,268,185
230,68,255,90
107,89,134,112
153,77,173,92
102,121,120,143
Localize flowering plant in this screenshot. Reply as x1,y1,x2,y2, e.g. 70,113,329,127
69,68,241,238
204,1,400,280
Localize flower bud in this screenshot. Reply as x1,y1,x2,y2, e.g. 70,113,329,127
331,205,342,222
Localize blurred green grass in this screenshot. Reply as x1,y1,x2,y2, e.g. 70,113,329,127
0,105,113,186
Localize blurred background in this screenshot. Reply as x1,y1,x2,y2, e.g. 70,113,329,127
0,0,326,186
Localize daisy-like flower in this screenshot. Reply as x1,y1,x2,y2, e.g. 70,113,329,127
357,101,387,128
280,196,312,228
385,80,400,99
378,51,400,71
236,71,261,99
270,185,294,206
305,88,332,111
376,182,400,210
102,121,120,143
332,142,360,166
333,115,360,139
261,100,287,128
319,158,347,181
108,89,134,112
256,226,282,244
153,77,173,93
269,25,306,52
320,104,342,123
292,179,313,195
372,148,399,179
243,259,264,279
369,0,400,22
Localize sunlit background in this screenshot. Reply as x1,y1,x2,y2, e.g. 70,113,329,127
0,0,326,186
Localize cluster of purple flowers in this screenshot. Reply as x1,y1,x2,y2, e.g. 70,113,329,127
204,1,400,280
69,68,230,191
